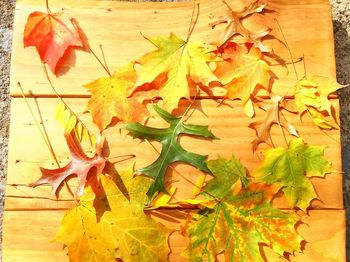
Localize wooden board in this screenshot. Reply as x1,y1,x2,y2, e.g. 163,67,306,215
2,210,346,262
4,98,343,211
10,0,336,97
3,0,345,261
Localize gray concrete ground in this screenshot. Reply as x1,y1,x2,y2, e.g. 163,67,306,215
0,0,349,259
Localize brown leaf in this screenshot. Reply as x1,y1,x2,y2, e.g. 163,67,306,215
249,95,298,151
31,133,106,199
210,0,271,51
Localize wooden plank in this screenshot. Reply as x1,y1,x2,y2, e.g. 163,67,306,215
5,98,343,210
10,0,336,97
2,209,345,262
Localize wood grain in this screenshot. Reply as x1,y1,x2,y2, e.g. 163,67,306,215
3,0,345,261
11,0,335,97
2,209,345,262
5,98,343,210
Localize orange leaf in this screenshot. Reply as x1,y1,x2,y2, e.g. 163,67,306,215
215,42,271,117
31,133,106,199
84,63,155,131
24,11,83,74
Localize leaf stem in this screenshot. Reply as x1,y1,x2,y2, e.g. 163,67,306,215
274,18,299,81
42,63,94,139
88,46,112,77
186,1,200,43
17,83,60,167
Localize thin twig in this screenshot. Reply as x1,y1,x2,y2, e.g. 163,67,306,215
186,1,200,43
17,83,59,167
274,18,299,81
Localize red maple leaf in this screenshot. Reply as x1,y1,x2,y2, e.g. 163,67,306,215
31,133,106,199
24,11,84,74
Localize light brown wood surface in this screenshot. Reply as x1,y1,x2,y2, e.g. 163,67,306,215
3,0,345,261
11,0,336,97
2,210,346,262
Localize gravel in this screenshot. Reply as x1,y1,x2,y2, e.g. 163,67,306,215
0,0,349,259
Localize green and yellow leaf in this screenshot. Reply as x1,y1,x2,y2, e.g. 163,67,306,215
252,138,332,210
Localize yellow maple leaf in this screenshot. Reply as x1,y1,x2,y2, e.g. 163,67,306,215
135,33,219,111
214,42,271,117
84,63,156,131
55,165,172,262
294,75,343,129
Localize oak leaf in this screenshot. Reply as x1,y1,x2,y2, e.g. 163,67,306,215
215,42,271,117
56,166,171,262
24,11,84,74
31,132,106,199
126,105,216,201
294,75,343,129
84,63,155,130
252,138,332,210
135,33,219,111
210,0,271,51
183,156,302,261
249,95,298,151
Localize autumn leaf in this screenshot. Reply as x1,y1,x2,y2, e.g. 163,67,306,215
24,11,84,74
31,132,106,199
294,75,343,129
56,166,172,262
252,138,332,210
210,0,271,51
215,42,271,117
183,156,302,261
135,33,219,111
126,105,216,201
54,102,97,147
84,63,156,130
205,155,249,198
249,94,298,151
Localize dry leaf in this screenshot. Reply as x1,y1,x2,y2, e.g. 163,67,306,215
210,0,271,51
215,42,271,117
84,63,156,131
56,166,172,262
24,11,83,74
249,95,298,151
31,132,106,199
135,33,219,111
294,75,343,129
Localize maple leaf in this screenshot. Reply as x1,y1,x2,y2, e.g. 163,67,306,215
214,42,271,117
31,132,106,199
183,156,302,261
294,75,343,129
210,0,271,51
84,63,155,130
135,33,219,111
24,11,84,74
126,105,216,201
249,95,299,151
252,138,332,210
55,166,171,262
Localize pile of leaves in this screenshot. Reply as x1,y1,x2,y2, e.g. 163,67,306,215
22,0,343,261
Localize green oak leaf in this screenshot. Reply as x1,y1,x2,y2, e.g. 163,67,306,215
125,105,216,201
252,138,332,210
183,156,302,261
